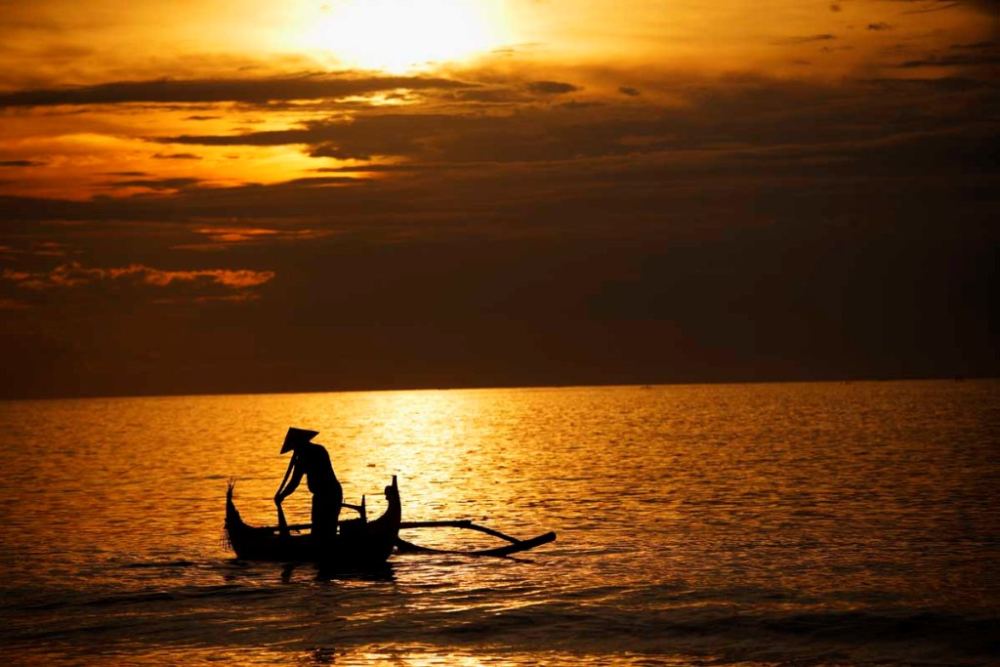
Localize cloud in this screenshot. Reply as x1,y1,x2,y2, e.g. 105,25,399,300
890,0,999,14
0,71,960,209
110,177,202,190
3,261,275,290
159,114,467,160
525,80,580,95
32,240,68,257
1,269,36,287
194,226,280,243
153,73,983,170
0,74,474,108
152,152,202,160
159,108,668,163
156,292,261,304
448,87,530,104
867,22,893,30
0,159,45,167
174,225,332,250
899,51,1000,67
770,34,836,45
951,41,995,50
314,163,452,173
891,0,998,14
619,86,641,97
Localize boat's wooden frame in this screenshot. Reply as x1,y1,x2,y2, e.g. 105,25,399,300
224,476,401,568
224,476,557,563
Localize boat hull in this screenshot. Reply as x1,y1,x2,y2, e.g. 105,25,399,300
225,477,401,567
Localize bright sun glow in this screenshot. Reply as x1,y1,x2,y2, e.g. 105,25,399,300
306,0,508,73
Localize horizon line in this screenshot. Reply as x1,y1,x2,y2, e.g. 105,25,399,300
3,373,992,403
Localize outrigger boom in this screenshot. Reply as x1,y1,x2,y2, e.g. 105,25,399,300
250,518,557,558
396,519,557,557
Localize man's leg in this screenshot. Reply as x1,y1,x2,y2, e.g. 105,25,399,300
311,495,327,550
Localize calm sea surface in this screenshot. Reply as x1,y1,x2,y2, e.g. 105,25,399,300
1,381,997,665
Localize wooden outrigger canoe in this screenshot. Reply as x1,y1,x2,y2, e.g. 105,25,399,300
224,475,556,563
225,476,401,567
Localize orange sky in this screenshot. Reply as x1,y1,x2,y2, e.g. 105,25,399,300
1,0,994,198
1,0,997,397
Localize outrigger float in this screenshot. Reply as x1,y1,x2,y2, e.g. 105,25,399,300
224,476,556,566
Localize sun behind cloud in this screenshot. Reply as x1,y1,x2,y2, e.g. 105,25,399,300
302,0,510,73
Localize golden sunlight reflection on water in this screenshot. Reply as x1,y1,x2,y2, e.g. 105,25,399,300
1,381,998,665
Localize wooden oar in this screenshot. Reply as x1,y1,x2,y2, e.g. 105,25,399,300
274,454,297,539
276,503,289,538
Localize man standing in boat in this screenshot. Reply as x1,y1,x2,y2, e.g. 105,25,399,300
274,427,343,548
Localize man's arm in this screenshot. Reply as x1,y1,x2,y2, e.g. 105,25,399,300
275,455,303,504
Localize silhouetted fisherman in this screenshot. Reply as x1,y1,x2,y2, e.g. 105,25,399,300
274,427,343,548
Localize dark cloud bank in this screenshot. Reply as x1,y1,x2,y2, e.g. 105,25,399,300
0,74,473,107
1,70,997,398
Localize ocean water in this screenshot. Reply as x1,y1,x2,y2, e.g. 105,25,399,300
0,380,997,665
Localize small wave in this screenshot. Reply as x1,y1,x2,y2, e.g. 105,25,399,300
123,560,197,569
413,602,1000,660
758,609,999,649
3,584,290,614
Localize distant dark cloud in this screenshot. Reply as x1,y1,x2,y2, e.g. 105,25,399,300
897,0,961,13
0,74,474,108
868,22,892,30
111,177,202,190
276,176,364,187
771,34,836,45
901,42,999,70
556,100,604,110
951,41,995,49
619,86,641,97
0,159,44,167
159,110,653,162
525,80,580,95
314,163,451,173
8,74,988,228
155,73,995,170
892,0,999,14
175,225,330,251
152,152,202,160
861,75,991,92
449,87,531,104
185,115,221,121
899,51,1000,67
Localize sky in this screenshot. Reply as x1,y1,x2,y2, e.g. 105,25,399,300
1,0,997,399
